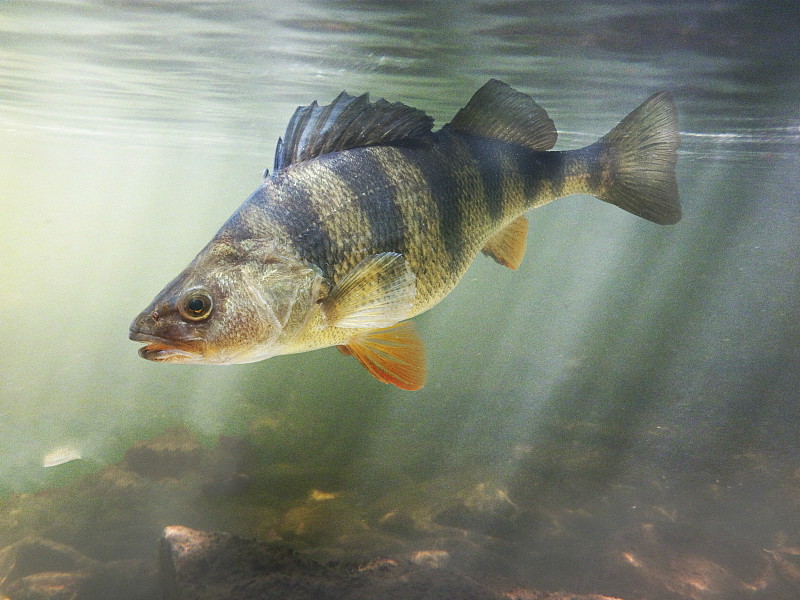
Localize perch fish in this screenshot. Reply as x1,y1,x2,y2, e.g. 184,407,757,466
129,79,680,390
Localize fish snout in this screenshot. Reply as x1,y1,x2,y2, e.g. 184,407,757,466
129,310,204,363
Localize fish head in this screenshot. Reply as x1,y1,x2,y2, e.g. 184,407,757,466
129,238,325,364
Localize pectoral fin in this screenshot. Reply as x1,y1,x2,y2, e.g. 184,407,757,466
339,321,426,391
321,252,416,329
481,215,529,270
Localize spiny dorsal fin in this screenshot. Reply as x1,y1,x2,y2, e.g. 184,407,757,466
340,321,426,391
448,79,557,151
481,215,529,270
273,91,434,172
320,252,416,329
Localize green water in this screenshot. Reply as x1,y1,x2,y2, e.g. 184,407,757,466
1,1,799,598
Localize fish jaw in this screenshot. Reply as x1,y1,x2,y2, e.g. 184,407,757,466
129,331,203,363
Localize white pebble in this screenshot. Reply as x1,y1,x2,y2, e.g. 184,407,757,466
43,447,81,467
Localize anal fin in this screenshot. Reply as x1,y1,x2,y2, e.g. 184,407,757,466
340,321,426,391
481,215,529,270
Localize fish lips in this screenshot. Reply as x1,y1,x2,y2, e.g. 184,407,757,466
129,330,203,363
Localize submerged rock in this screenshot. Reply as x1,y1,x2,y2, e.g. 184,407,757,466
159,525,507,600
200,435,255,497
504,591,626,600
410,549,450,568
433,482,524,537
7,425,795,600
122,427,254,497
607,521,782,600
0,530,629,600
123,426,205,480
0,536,157,600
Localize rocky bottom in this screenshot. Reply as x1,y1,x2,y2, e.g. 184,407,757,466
0,526,624,600
1,425,799,599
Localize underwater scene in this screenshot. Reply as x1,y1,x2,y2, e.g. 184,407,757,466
1,1,799,598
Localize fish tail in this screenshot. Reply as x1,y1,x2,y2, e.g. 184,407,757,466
594,91,681,224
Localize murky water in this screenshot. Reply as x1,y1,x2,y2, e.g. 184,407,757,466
2,1,799,599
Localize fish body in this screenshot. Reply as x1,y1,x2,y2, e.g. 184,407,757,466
130,79,680,390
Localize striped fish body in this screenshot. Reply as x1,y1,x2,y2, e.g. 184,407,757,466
130,80,680,390
237,133,593,329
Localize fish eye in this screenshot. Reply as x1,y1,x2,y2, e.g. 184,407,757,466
179,289,213,321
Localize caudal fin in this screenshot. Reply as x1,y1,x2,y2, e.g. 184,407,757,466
597,91,681,225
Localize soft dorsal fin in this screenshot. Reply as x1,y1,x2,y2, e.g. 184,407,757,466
448,79,557,151
481,215,529,270
320,252,416,329
339,321,426,391
273,91,434,172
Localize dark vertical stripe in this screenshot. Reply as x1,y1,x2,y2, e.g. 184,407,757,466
325,150,408,257
576,142,607,193
518,147,547,205
401,131,466,269
537,149,566,199
460,133,508,224
537,145,603,199
457,129,559,217
259,173,337,279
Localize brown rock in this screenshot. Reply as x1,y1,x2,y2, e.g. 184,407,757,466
123,427,205,480
0,537,157,600
160,525,507,600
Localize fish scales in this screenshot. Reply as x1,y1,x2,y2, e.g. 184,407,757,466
249,131,589,313
130,80,680,390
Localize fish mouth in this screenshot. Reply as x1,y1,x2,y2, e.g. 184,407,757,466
129,332,202,362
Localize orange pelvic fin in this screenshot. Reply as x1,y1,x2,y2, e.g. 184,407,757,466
343,321,426,391
481,215,529,270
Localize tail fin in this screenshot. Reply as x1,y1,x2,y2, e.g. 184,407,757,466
597,91,681,225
